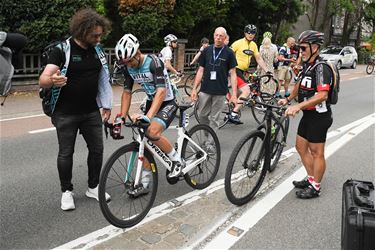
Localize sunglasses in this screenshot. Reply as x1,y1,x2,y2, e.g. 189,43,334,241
246,31,256,35
300,46,308,52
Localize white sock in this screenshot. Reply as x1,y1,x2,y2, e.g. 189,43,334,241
231,112,238,117
142,170,152,188
167,148,181,162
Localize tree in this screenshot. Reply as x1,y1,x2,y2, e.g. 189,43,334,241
225,0,303,45
0,0,97,51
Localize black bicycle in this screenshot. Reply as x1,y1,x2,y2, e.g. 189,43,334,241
224,97,289,206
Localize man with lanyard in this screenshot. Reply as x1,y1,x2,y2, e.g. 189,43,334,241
115,34,184,196
278,30,333,199
230,24,270,124
191,27,238,133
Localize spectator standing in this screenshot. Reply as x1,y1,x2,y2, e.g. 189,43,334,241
191,27,238,132
258,37,278,94
277,37,296,98
39,8,112,211
190,37,209,66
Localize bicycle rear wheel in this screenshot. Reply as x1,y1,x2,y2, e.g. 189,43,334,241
131,88,147,114
366,63,374,74
182,124,220,189
224,130,267,206
175,85,195,118
268,116,289,172
99,143,158,228
184,73,196,96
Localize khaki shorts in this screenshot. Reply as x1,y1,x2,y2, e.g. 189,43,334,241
278,66,291,81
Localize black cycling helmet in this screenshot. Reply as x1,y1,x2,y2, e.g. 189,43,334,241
298,30,324,45
244,24,257,34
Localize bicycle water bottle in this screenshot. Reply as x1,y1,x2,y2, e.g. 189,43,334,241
112,114,123,139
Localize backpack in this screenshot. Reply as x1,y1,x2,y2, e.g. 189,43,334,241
311,61,340,105
39,39,70,116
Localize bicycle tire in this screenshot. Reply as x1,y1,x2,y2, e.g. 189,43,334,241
131,88,147,114
184,73,198,96
182,124,221,189
251,95,267,124
175,85,195,118
99,143,158,228
260,77,278,96
268,116,289,172
194,98,236,128
366,63,374,74
224,130,267,206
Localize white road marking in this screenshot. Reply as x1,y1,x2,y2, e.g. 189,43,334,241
53,113,374,249
203,114,375,250
28,127,56,134
0,114,45,122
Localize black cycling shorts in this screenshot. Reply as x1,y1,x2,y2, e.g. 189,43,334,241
145,99,178,129
297,110,333,143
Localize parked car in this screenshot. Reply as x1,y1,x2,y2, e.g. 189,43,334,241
320,46,358,69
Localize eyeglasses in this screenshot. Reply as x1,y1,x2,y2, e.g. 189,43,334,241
300,46,308,52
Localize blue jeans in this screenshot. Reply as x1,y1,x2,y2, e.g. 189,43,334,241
52,110,103,192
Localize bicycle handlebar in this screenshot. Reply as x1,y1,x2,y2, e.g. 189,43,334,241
239,96,286,111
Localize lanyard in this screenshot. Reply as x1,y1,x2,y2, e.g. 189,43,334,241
213,46,224,63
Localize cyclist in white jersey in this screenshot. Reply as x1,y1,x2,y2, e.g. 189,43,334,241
159,34,181,76
115,34,184,184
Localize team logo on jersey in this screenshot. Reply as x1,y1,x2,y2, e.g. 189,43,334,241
242,49,254,56
72,55,82,62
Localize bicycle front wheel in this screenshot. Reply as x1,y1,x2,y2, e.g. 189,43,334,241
366,63,374,74
224,130,267,206
182,124,220,189
99,143,158,228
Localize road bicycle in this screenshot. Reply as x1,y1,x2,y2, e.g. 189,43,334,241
366,57,375,74
98,104,220,228
224,97,289,206
182,65,201,96
193,74,279,129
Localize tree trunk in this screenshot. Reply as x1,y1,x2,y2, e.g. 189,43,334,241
341,10,350,45
312,0,320,29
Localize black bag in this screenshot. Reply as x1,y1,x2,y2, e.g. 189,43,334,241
341,179,375,250
39,40,66,116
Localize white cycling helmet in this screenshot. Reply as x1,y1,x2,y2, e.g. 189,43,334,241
115,34,139,61
164,34,178,46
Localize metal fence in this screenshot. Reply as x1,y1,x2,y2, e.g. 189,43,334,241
13,48,198,79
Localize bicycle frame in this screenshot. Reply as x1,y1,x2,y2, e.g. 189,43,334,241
127,120,208,187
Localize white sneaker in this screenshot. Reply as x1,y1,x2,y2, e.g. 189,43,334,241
86,186,111,202
61,191,75,211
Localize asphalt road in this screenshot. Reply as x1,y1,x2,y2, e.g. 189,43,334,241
0,67,374,249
